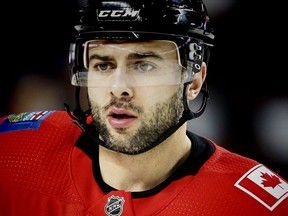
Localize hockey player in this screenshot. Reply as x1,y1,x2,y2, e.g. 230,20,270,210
0,0,287,215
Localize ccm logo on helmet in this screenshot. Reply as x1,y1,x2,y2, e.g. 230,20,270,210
97,9,140,19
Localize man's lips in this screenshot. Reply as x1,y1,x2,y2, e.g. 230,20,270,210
108,108,137,128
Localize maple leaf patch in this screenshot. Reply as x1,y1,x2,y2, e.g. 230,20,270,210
234,164,288,211
261,172,284,189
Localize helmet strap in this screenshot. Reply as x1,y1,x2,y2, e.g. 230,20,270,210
64,86,91,132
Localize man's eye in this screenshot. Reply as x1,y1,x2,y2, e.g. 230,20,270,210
136,62,155,72
92,63,114,72
97,64,109,71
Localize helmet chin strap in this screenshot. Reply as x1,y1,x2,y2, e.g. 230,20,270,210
64,82,209,155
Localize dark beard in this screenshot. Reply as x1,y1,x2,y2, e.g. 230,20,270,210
90,86,184,154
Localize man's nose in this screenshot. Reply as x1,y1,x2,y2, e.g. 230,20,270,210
109,66,134,99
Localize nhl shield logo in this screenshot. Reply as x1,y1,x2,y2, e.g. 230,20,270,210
104,195,125,216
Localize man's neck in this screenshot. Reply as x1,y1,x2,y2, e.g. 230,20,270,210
98,126,191,192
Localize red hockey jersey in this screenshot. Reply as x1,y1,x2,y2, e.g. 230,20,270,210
0,110,287,215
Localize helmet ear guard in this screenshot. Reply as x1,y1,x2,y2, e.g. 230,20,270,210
189,42,204,71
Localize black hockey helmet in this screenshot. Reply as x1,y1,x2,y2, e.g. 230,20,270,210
74,0,214,39
69,0,215,87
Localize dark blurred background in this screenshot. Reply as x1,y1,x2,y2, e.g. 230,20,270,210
1,0,287,180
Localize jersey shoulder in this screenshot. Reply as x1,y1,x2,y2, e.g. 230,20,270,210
0,111,85,213
0,110,83,155
0,110,76,133
199,140,288,214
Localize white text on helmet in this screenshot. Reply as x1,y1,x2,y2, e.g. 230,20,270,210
98,9,140,18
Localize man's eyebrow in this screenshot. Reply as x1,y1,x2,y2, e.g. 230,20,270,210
89,54,114,61
127,52,163,60
89,52,163,62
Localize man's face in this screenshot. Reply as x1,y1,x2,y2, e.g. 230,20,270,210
87,40,185,154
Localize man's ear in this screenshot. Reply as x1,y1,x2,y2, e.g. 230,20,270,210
187,62,207,101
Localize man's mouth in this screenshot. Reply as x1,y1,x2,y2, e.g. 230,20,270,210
108,108,137,128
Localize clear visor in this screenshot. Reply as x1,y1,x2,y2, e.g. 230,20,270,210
71,39,195,87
